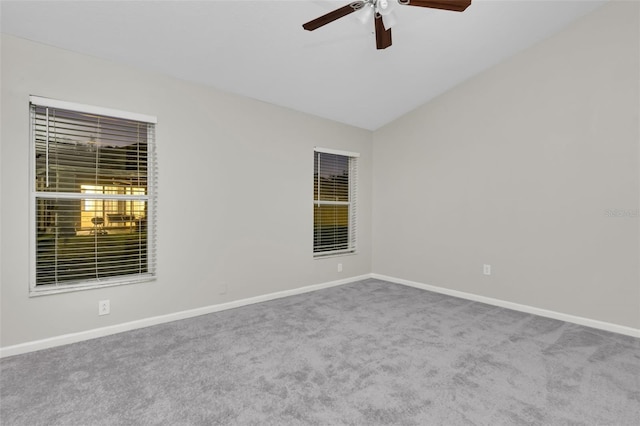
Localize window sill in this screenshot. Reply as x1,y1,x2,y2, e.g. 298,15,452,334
29,274,155,297
313,250,358,260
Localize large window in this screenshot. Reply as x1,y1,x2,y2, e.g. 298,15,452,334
313,148,358,256
30,96,157,294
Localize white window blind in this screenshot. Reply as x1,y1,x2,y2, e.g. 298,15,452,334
30,97,157,294
314,148,358,256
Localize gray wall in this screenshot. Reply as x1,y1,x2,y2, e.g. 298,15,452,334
372,1,640,329
0,35,372,347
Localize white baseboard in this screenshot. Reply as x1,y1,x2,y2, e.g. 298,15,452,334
3,272,637,358
0,274,371,358
372,273,640,339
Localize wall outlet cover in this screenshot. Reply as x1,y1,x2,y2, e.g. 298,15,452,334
483,264,491,276
98,300,110,316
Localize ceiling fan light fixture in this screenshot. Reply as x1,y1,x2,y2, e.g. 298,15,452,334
377,0,394,16
382,11,398,29
357,4,375,24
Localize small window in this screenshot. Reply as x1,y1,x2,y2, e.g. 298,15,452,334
30,96,157,294
313,148,358,256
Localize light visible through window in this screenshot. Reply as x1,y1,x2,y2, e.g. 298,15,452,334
313,148,358,256
30,97,157,294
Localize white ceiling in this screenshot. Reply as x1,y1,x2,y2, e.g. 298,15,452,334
1,0,607,130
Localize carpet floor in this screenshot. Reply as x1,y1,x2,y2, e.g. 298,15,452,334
1,279,639,425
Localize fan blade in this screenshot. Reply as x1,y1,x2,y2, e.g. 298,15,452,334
374,15,392,50
400,0,472,12
303,1,365,31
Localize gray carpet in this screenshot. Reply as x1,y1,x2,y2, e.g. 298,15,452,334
1,279,639,425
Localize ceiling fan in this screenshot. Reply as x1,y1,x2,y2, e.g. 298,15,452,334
302,0,472,50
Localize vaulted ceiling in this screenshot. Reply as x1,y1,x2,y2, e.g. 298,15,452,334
1,0,607,130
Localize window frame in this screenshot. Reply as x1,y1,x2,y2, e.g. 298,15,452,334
28,96,158,296
313,147,359,258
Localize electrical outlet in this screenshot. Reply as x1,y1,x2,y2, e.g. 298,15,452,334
98,299,110,316
337,263,343,272
483,264,491,276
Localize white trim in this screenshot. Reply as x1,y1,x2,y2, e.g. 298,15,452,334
0,274,371,358
313,248,357,258
312,251,359,260
348,155,358,252
314,147,360,158
314,151,358,256
29,105,37,293
29,99,157,295
29,95,157,124
372,273,640,339
4,272,637,358
30,275,156,297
